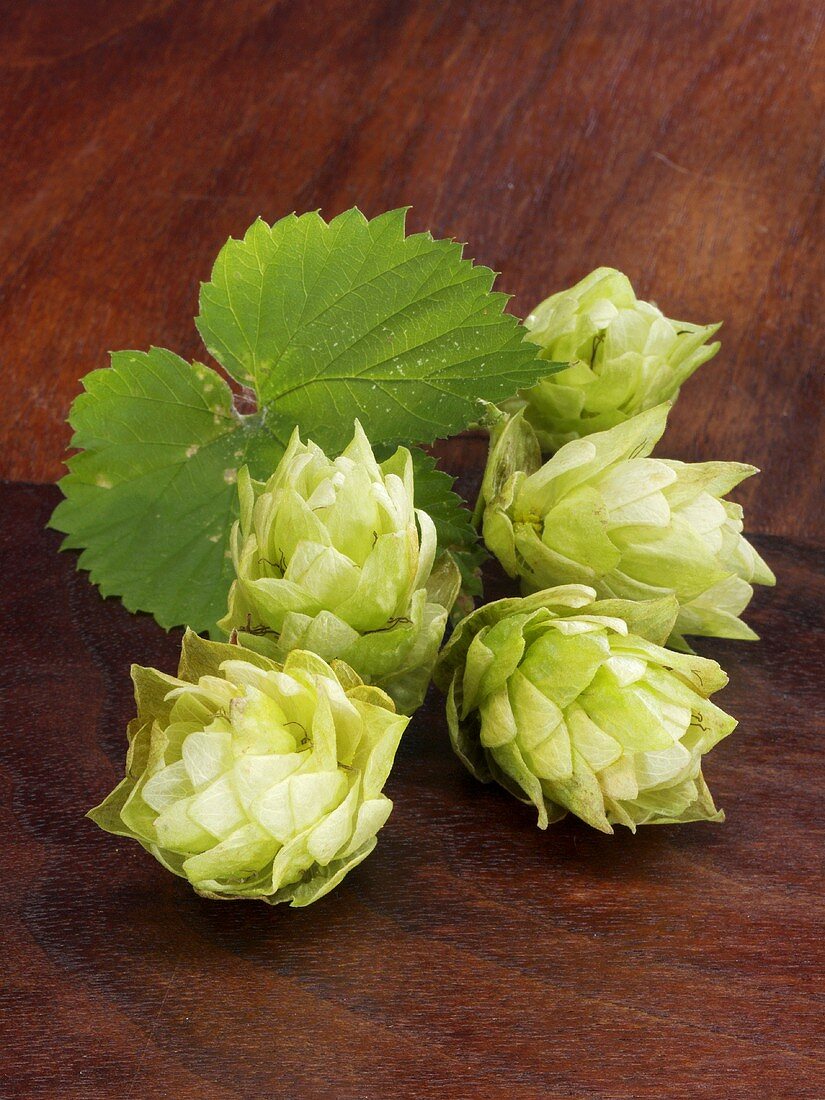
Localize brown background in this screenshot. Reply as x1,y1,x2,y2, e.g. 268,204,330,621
1,2,823,1097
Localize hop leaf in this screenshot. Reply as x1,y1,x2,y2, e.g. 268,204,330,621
49,349,282,633
196,208,545,451
52,209,552,632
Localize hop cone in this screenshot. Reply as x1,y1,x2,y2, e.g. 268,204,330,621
510,267,721,452
480,404,774,648
89,631,408,905
435,586,736,832
220,421,460,714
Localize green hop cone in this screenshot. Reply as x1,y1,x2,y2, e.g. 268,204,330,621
509,267,721,452
480,403,775,648
88,630,408,905
219,422,460,715
434,585,737,832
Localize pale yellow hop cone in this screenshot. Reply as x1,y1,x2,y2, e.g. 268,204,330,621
220,421,460,714
507,267,721,451
435,587,736,832
479,405,775,647
89,631,408,905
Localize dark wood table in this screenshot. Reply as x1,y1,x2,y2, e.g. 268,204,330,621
1,3,823,1097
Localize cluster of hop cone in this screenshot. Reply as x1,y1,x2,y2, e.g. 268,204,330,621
91,268,775,906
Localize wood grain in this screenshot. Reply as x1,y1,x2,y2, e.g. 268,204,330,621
1,478,824,1099
0,0,823,539
1,3,824,1097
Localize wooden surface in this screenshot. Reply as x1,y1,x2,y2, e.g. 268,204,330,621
1,480,824,1099
1,0,824,541
1,2,824,1097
